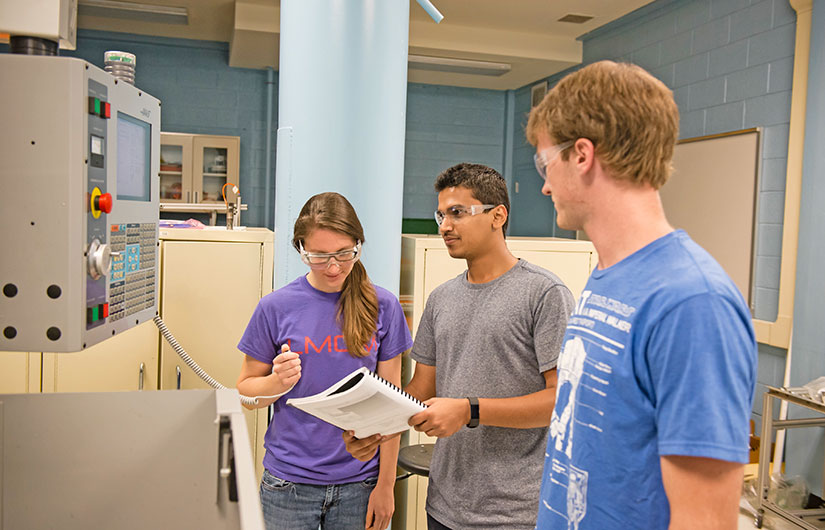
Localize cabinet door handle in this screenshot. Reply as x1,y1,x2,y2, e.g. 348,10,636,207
186,191,191,203
176,365,182,390
139,362,145,390
194,191,199,203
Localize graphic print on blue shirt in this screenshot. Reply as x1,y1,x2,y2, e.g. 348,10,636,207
544,289,636,529
537,230,756,530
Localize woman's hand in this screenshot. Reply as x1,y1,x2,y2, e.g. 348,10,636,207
365,480,394,530
271,344,301,392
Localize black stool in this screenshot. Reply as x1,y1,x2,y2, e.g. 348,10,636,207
397,443,434,478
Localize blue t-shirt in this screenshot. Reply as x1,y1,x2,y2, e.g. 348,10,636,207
536,230,756,529
237,275,413,485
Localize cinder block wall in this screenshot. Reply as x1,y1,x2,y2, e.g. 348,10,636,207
402,84,507,219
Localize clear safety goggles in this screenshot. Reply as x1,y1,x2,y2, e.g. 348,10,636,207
298,241,361,269
434,204,496,226
534,140,574,180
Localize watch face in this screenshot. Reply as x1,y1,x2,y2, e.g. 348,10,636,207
467,397,480,428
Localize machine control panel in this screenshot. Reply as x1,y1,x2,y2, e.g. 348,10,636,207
0,54,160,352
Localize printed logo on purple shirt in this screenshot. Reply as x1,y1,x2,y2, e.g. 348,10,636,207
285,335,378,355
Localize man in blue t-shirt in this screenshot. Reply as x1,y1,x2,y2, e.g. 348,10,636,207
525,60,757,529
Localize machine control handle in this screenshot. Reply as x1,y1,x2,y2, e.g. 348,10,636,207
87,239,112,280
95,193,113,214
220,431,232,478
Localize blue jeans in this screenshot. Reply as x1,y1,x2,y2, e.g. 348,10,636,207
260,469,377,530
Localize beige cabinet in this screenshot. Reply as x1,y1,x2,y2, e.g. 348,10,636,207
42,322,158,393
156,227,273,480
0,353,41,393
160,132,240,204
396,234,597,530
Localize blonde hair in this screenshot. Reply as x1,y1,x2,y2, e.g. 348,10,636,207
292,192,378,358
526,61,679,190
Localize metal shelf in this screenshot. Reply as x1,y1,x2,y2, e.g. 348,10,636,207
160,202,247,226
756,387,825,529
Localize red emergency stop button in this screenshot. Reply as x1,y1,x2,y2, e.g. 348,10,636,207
95,193,113,214
103,102,111,119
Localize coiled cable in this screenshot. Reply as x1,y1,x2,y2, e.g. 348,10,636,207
153,316,294,407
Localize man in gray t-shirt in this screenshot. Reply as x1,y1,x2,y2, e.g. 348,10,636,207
345,163,573,530
413,259,572,529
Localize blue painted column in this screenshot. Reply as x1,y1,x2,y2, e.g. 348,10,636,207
786,0,825,495
274,1,410,294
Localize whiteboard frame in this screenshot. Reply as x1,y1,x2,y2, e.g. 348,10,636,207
666,128,761,310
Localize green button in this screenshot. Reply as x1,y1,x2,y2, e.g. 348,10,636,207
94,98,101,115
92,306,99,322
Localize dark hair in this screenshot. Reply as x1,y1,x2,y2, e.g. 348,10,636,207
292,192,378,358
434,163,510,235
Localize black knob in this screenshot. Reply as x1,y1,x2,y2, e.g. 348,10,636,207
46,327,61,341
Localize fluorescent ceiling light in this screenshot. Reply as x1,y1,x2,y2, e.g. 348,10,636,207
78,0,189,25
408,54,511,77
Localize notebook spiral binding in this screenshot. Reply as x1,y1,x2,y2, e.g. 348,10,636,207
370,370,427,408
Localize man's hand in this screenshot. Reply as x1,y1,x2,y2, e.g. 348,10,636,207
408,397,470,438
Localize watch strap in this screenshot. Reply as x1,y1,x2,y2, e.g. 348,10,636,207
466,397,479,428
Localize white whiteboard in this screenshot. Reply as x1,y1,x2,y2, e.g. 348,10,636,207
660,129,760,307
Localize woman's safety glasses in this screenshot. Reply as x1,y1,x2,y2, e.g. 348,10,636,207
298,241,362,269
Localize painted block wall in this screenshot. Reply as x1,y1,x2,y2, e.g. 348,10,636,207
403,84,507,219
785,0,825,496
509,85,577,239
510,0,799,431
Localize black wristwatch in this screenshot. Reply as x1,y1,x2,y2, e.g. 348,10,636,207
466,397,479,428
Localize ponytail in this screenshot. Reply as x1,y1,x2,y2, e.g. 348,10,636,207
337,260,378,358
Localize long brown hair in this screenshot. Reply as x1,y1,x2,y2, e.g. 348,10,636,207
292,192,378,358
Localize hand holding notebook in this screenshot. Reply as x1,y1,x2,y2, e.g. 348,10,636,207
287,367,426,439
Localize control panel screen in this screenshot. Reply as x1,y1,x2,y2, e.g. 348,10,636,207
91,135,104,156
116,112,151,202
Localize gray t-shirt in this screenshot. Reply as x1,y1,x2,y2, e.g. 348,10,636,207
411,259,574,530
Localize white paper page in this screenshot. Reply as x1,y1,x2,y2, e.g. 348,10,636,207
292,387,424,438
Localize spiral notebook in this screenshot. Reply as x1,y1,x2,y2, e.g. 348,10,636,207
286,367,426,439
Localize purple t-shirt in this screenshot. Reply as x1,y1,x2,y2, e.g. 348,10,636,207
238,274,412,485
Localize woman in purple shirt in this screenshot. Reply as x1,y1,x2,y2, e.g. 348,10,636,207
236,192,412,530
